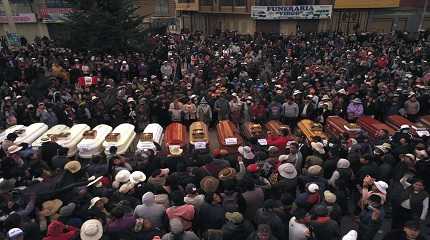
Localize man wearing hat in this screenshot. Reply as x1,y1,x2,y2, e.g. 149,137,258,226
404,93,420,122
222,212,254,240
282,97,299,130
346,98,364,122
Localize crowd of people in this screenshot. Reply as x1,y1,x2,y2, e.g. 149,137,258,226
0,30,430,240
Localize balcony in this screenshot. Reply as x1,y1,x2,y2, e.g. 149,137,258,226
176,0,199,11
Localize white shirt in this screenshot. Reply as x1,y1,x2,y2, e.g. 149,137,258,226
289,217,309,240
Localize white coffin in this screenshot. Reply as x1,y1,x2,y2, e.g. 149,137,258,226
103,123,136,155
54,124,91,157
77,124,113,158
0,125,26,143
137,123,163,152
32,125,70,149
14,123,49,145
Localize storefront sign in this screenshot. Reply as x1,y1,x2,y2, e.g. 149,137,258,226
0,13,36,23
251,5,332,20
334,0,399,9
39,8,73,23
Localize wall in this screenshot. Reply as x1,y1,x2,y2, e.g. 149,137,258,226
0,22,49,40
280,20,296,35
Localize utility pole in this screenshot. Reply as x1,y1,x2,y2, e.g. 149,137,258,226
1,0,17,33
418,0,429,32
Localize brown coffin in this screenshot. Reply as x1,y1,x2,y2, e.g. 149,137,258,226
241,122,266,140
387,115,429,137
297,119,328,142
325,116,361,138
265,120,290,136
164,123,188,155
357,116,395,140
217,120,244,153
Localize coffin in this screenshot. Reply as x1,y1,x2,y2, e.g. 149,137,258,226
0,125,26,143
265,120,290,136
216,120,244,153
386,115,430,137
102,123,136,155
164,123,188,156
189,121,209,145
32,125,70,149
297,119,328,142
14,123,49,145
357,116,395,140
136,123,163,153
325,116,361,138
419,115,430,128
242,122,266,140
53,124,91,157
77,124,113,158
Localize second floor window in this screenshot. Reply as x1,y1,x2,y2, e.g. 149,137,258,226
178,0,195,3
235,0,246,6
220,0,233,6
155,0,169,16
200,0,213,5
255,0,281,5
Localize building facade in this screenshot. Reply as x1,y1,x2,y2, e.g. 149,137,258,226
176,0,430,35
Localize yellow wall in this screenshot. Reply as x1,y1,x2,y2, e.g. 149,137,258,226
334,0,400,9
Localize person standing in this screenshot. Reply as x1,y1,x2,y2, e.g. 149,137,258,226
282,97,299,130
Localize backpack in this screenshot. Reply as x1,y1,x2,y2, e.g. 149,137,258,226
222,192,239,212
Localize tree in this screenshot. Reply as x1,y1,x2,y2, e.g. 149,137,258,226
63,0,145,53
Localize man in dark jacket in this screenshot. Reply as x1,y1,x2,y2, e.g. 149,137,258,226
309,204,340,240
222,212,254,240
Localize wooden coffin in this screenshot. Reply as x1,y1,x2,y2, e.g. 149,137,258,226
386,115,429,137
216,120,244,153
420,115,430,128
164,122,188,155
297,119,328,142
326,116,361,138
189,121,209,146
265,120,290,136
357,116,395,140
242,122,266,140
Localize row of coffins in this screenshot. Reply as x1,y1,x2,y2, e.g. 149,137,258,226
2,114,430,158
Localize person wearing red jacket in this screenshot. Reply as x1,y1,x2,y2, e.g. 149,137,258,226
43,220,78,240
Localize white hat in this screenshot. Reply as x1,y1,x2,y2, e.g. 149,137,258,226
311,142,325,155
87,176,103,188
122,61,127,64
324,190,336,203
88,197,103,209
342,230,358,240
352,98,362,104
7,145,22,154
308,183,320,193
115,170,131,183
80,219,103,240
16,95,22,99
337,158,350,169
129,171,146,184
238,146,255,160
4,96,11,101
278,155,289,162
7,228,24,239
293,90,302,96
374,181,388,194
91,96,98,101
400,124,410,130
278,163,297,179
127,97,135,103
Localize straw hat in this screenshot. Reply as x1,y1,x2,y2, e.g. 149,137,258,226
352,98,362,104
129,171,147,184
200,176,219,193
225,212,244,224
119,181,135,194
40,199,63,217
88,197,107,209
115,170,131,183
64,161,81,174
218,167,237,181
278,163,297,179
80,219,103,240
324,190,337,204
307,165,322,176
321,95,331,101
337,158,350,169
374,181,388,194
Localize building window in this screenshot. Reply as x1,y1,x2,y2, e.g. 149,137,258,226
296,0,316,4
178,0,195,3
220,0,233,6
255,0,281,6
154,0,169,16
200,0,213,5
235,0,246,6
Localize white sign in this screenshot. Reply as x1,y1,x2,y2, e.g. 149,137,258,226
225,138,238,145
194,142,207,150
251,5,332,20
417,130,430,137
258,139,268,146
0,13,37,23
